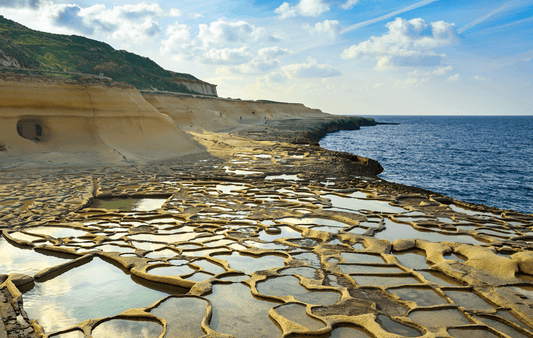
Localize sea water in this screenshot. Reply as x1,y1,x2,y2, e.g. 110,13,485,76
319,116,533,214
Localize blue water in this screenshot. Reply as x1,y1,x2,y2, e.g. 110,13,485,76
319,116,533,214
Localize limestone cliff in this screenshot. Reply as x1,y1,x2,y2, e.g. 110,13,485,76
169,78,218,96
142,93,328,133
0,74,200,166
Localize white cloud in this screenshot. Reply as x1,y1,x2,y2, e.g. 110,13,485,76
282,57,341,78
341,17,458,68
218,47,290,74
198,19,264,47
169,8,181,17
189,13,203,19
35,2,175,43
472,75,490,81
305,20,339,37
407,66,453,77
446,74,460,81
239,47,289,73
258,46,290,60
341,0,359,10
160,21,193,56
201,47,253,65
275,0,329,19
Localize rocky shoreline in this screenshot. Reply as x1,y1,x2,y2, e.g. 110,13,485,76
2,76,533,338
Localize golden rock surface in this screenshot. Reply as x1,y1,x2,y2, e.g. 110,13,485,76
1,75,533,338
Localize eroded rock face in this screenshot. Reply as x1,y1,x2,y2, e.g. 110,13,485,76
0,74,200,166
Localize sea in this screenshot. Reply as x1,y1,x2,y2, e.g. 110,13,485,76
319,115,533,215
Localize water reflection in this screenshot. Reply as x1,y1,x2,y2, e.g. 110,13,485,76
23,257,182,333
0,236,70,276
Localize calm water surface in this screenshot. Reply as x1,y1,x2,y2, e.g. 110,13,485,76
319,116,533,214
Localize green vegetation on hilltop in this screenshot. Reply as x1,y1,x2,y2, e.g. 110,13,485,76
0,15,206,94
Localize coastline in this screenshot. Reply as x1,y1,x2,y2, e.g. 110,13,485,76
1,78,533,337
320,115,533,215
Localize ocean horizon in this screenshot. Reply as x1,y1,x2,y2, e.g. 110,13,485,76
320,115,533,214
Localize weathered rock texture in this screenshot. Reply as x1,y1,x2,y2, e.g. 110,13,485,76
142,93,329,133
0,74,200,166
169,77,218,96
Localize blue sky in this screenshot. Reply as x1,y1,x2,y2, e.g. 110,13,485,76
1,0,532,115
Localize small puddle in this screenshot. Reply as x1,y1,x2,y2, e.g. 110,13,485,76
286,238,321,247
447,328,500,338
223,167,263,175
419,270,464,286
292,252,322,268
346,227,369,235
388,287,447,307
90,198,168,211
0,236,70,276
150,297,207,338
281,267,318,279
394,251,431,270
265,174,302,181
256,276,340,305
257,226,301,241
495,310,533,331
23,257,183,333
377,315,422,337
274,303,325,330
213,252,286,274
183,271,213,282
280,217,350,227
348,191,368,199
475,315,530,338
341,252,385,264
375,219,484,244
352,275,420,286
205,283,281,338
147,265,196,276
328,325,372,337
128,233,198,243
325,195,406,213
144,249,180,259
91,319,163,338
408,308,471,326
216,184,246,194
445,290,494,310
243,240,294,251
94,244,136,254
449,204,499,218
311,225,346,233
340,264,403,274
181,248,231,257
192,259,226,274
7,232,43,242
25,227,88,238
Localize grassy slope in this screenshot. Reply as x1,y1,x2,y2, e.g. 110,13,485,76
0,16,206,94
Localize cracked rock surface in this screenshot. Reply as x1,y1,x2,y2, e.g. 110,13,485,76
2,130,533,338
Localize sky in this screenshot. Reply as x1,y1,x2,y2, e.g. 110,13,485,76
1,0,532,115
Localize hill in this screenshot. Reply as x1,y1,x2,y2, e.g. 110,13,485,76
0,15,214,95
